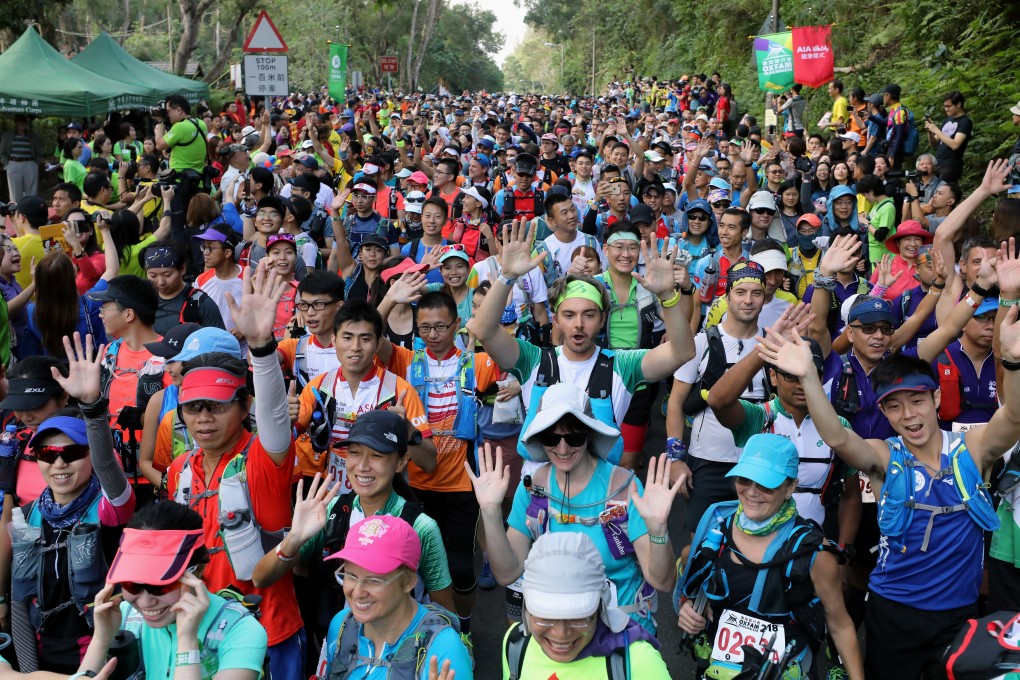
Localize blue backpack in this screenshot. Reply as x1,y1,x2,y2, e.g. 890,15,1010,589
904,108,920,155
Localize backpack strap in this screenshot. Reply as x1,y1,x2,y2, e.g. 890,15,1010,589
586,349,614,401
535,347,559,388
504,622,529,680
607,647,628,680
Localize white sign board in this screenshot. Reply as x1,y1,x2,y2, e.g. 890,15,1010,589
351,70,363,88
244,55,288,97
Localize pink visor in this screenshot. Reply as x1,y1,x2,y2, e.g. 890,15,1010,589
107,528,205,585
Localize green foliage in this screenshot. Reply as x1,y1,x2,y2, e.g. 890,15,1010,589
513,0,1020,184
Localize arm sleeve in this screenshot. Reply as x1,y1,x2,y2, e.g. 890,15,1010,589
83,399,130,503
251,351,292,454
581,206,599,236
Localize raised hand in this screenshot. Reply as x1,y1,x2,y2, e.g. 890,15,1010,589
980,158,1013,196
291,473,341,544
818,233,862,277
497,219,544,279
226,258,287,346
768,301,813,341
877,254,894,288
633,240,681,297
630,454,684,535
931,246,949,283
997,237,1020,295
62,222,83,254
386,269,428,305
88,583,124,644
464,443,510,511
757,332,814,379
52,332,104,403
974,252,999,290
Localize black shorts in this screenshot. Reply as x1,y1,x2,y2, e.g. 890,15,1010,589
864,591,976,680
683,456,738,534
413,488,479,593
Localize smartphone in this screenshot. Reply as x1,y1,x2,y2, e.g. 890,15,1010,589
767,124,777,136
244,176,252,196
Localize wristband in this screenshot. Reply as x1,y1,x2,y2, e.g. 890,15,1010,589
871,284,889,298
970,281,998,298
666,437,688,461
680,283,696,296
275,543,295,562
1004,358,1020,372
812,273,836,292
931,281,946,290
78,397,110,419
496,273,518,287
963,294,979,309
659,290,682,308
175,650,201,666
248,339,279,357
69,671,97,680
1000,298,1020,308
648,534,669,545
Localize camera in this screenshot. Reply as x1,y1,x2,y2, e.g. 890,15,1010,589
150,99,168,119
885,170,920,180
1009,154,1020,192
794,157,813,174
0,203,16,218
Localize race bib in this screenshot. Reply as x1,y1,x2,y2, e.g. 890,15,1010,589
326,451,353,493
711,610,785,666
859,473,876,504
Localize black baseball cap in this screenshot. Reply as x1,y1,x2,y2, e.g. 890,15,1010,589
0,377,64,411
16,196,48,228
346,410,408,454
630,203,655,225
288,173,320,195
143,323,202,360
514,153,539,176
360,234,389,251
87,275,158,316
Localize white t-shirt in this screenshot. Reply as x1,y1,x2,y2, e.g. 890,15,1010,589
194,268,243,333
470,256,548,323
543,231,607,277
279,181,336,212
674,326,768,463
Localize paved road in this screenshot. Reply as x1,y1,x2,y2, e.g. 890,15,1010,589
469,390,699,678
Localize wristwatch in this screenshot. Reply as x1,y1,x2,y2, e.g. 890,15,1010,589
68,671,97,680
408,429,423,446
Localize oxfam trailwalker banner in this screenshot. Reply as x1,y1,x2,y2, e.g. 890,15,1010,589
754,32,794,93
328,43,348,102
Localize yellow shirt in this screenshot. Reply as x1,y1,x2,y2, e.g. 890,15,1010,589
12,235,45,289
831,96,849,126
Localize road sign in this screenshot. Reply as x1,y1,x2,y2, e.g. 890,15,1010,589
243,10,288,53
380,56,399,73
244,55,288,96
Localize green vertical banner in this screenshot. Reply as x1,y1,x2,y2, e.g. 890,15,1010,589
754,32,794,92
328,43,348,102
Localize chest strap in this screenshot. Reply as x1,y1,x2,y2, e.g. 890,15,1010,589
905,500,968,552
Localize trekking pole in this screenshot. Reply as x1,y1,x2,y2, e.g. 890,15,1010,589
754,632,778,680
769,641,796,680
679,588,709,651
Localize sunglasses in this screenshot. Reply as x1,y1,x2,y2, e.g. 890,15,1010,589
181,400,237,416
405,195,426,204
734,476,780,494
849,323,895,337
121,566,199,597
440,244,466,254
751,208,776,216
35,443,90,465
711,201,731,209
537,430,588,448
688,213,710,222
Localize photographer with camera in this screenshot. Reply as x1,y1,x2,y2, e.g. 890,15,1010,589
154,95,210,241
903,177,960,233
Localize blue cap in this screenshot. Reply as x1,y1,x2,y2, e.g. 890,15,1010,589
30,416,88,448
474,154,491,169
726,433,799,489
709,177,732,191
477,138,495,150
975,297,998,317
848,297,896,326
875,372,939,403
173,327,244,363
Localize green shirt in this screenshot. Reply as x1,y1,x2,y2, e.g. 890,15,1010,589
63,158,87,191
120,233,158,279
595,272,640,350
298,490,453,594
163,118,209,172
868,197,896,265
0,294,10,368
114,139,142,162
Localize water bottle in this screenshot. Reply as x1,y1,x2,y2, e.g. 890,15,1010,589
0,425,19,494
698,263,719,301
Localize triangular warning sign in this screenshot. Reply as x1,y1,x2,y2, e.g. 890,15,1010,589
243,11,288,52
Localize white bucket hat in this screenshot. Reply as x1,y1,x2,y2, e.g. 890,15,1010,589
520,383,620,462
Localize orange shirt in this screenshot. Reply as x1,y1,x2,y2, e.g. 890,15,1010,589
387,345,499,493
272,280,299,341
166,432,301,646
430,186,462,239
295,364,432,491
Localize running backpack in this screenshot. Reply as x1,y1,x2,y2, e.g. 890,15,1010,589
504,622,627,680
682,326,767,418
904,108,920,155
943,611,1020,680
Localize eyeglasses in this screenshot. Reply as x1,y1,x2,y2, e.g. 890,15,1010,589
849,323,894,337
530,617,594,631
335,570,402,591
537,430,588,448
775,369,821,383
198,243,224,254
181,400,237,415
98,304,125,317
734,476,780,494
688,212,710,222
751,208,776,216
256,210,281,218
767,169,784,175
121,566,199,596
296,299,338,312
608,242,640,254
35,444,90,465
418,322,454,335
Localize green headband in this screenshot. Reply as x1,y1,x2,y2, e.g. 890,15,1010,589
607,231,640,245
557,280,604,311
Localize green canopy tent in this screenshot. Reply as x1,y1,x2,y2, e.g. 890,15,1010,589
0,27,154,117
73,32,209,105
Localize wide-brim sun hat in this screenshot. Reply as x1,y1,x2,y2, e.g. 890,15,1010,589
520,383,620,462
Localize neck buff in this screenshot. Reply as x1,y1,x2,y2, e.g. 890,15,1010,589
735,497,797,536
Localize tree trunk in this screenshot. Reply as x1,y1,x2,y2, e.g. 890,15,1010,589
405,0,419,91
205,0,259,83
410,0,441,90
174,0,216,76
119,0,131,43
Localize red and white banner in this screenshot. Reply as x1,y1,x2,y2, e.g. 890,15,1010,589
792,25,834,88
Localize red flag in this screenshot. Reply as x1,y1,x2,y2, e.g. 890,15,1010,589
792,25,834,89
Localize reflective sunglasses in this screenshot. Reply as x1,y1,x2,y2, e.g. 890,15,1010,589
537,430,588,448
181,400,237,416
733,476,780,494
35,444,90,465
